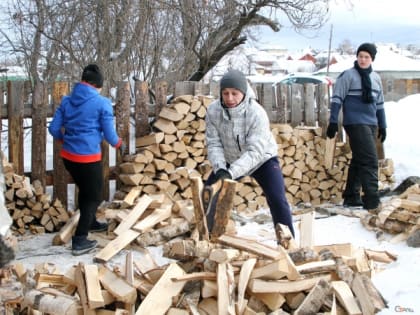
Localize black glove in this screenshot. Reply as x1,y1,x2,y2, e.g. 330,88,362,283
214,169,232,181
119,141,127,155
378,128,386,143
326,123,338,139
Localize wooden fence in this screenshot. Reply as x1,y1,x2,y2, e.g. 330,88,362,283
0,80,330,209
175,80,331,127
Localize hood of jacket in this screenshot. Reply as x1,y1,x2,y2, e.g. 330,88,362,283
69,82,100,107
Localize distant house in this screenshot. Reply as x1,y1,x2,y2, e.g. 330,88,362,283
299,53,316,64
316,46,420,101
0,66,28,82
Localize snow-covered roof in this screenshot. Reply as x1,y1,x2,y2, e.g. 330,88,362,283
317,46,420,73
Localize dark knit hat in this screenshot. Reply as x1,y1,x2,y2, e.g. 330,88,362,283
220,69,247,95
356,43,377,61
81,64,104,88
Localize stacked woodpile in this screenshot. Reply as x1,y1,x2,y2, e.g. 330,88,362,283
361,183,420,247
113,94,395,210
2,159,70,234
272,125,394,206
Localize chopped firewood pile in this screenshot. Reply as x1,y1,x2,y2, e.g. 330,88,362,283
361,183,420,247
2,159,70,235
1,204,396,315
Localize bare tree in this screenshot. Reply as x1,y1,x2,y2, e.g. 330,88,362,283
337,39,354,55
0,0,331,92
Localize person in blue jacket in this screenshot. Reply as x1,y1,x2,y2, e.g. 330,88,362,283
49,64,124,255
326,43,387,210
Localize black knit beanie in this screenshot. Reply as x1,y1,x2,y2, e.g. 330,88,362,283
220,69,247,95
81,64,104,88
356,43,377,61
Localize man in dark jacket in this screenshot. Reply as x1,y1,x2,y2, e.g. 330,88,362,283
326,43,387,210
49,64,124,255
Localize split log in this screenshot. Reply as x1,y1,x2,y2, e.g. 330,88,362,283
23,289,81,315
136,219,191,247
135,263,186,315
98,265,137,304
52,210,80,245
236,258,257,315
294,278,331,315
217,263,235,315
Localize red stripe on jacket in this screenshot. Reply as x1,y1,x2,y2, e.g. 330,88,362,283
60,149,102,163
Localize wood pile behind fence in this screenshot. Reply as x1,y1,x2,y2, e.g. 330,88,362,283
1,80,386,219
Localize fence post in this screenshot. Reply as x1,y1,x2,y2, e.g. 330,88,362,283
134,81,150,138
0,82,5,149
51,82,70,208
31,81,48,186
303,84,316,126
275,84,289,123
317,84,330,137
114,81,131,192
115,81,131,154
155,81,167,118
175,81,195,97
7,81,25,175
290,84,303,127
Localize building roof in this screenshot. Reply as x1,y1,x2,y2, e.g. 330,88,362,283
317,46,420,74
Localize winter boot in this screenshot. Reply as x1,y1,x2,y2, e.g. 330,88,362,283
72,235,97,256
343,196,363,207
90,220,108,232
362,192,380,211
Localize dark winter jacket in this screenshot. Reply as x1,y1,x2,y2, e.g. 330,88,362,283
329,67,387,128
48,82,121,163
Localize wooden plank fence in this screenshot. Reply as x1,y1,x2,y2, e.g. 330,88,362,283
0,80,330,210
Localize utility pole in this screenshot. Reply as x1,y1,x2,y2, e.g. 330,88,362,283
326,24,333,76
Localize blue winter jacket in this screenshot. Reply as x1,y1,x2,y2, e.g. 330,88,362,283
48,82,121,163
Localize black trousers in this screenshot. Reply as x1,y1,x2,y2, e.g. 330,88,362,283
343,125,379,209
63,159,103,236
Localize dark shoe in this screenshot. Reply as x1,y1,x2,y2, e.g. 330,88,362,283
364,202,381,212
72,235,97,256
90,221,108,232
362,195,380,211
343,198,363,207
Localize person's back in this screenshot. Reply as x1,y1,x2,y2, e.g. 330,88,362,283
48,64,123,255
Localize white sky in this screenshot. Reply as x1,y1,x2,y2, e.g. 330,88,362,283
259,0,420,51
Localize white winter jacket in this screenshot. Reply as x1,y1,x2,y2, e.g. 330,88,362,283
205,87,278,179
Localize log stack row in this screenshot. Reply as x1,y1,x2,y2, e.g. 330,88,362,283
361,183,420,246
114,94,395,210
2,159,70,234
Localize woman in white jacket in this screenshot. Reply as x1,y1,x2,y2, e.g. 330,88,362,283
205,69,294,237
